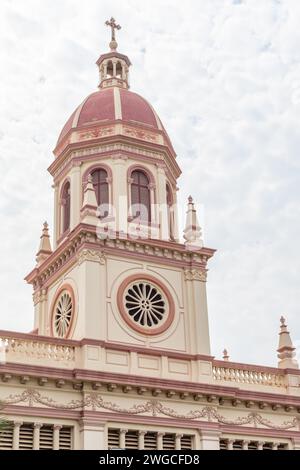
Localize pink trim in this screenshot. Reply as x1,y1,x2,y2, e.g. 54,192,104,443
2,405,80,420
82,163,113,185
2,361,300,405
117,274,175,336
50,284,76,339
127,163,155,186
25,223,215,286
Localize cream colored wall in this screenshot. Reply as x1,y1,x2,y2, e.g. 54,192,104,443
39,250,210,359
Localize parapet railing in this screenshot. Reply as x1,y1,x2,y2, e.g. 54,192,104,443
0,331,76,364
212,360,286,388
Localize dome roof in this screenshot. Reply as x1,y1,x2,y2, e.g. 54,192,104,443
57,87,168,146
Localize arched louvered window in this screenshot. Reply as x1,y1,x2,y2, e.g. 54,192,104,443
131,170,151,222
91,169,109,218
61,181,70,233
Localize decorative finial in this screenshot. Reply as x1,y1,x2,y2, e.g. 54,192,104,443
105,17,121,51
277,316,299,369
183,196,203,250
36,221,52,266
223,349,230,361
280,315,286,326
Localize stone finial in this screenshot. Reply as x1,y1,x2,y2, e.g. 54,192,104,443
36,222,52,266
223,349,230,361
183,196,203,250
277,316,299,369
80,175,99,226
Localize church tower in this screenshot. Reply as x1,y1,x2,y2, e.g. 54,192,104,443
1,18,300,452
26,19,215,367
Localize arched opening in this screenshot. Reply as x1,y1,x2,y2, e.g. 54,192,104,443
91,169,109,219
116,61,122,79
61,181,71,233
131,170,151,222
166,184,175,241
107,61,113,78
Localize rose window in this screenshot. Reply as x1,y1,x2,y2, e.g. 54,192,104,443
124,281,167,328
53,291,73,338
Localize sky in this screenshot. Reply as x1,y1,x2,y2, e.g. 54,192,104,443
0,0,300,366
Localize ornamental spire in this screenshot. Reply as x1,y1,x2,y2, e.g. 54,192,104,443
277,316,299,369
105,17,121,51
36,222,52,266
183,196,203,249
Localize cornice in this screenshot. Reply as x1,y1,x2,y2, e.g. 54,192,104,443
25,223,216,289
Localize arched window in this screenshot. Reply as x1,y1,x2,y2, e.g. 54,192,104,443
166,184,175,241
131,170,151,222
107,61,113,78
91,169,109,218
61,181,71,233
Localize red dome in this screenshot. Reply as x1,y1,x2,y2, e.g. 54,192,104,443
57,87,167,145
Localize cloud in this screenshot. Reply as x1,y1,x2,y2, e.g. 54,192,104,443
0,0,300,366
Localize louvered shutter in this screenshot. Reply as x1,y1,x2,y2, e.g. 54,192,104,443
108,429,120,449
125,431,139,449
59,427,72,450
19,424,34,450
144,432,157,450
39,425,54,450
163,434,175,450
0,424,13,450
181,435,193,450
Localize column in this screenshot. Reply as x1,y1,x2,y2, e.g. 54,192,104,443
175,434,183,450
242,440,249,451
113,60,117,77
257,441,265,450
13,421,23,450
119,429,128,450
138,431,146,450
157,165,168,240
33,423,42,450
227,439,234,451
198,429,221,450
157,432,164,450
80,420,106,450
112,157,128,235
70,163,81,230
53,184,59,249
272,443,278,450
53,425,62,450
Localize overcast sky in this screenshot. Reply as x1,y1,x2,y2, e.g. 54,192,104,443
1,0,300,366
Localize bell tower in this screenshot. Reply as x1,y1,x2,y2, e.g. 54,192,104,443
26,20,215,366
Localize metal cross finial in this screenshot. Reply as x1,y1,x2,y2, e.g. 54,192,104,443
105,17,121,42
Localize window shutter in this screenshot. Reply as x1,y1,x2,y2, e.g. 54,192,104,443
19,424,34,450
0,424,13,449
144,432,157,450
108,429,120,449
39,425,54,450
163,434,175,450
59,427,72,450
181,435,193,450
125,431,139,449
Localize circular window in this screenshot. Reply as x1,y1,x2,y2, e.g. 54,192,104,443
117,275,175,335
52,287,74,338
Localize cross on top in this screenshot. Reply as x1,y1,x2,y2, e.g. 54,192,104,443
105,17,121,42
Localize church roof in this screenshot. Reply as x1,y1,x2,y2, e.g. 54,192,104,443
57,87,168,146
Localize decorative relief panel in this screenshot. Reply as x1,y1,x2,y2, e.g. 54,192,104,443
77,249,106,266
2,389,300,432
184,269,207,282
